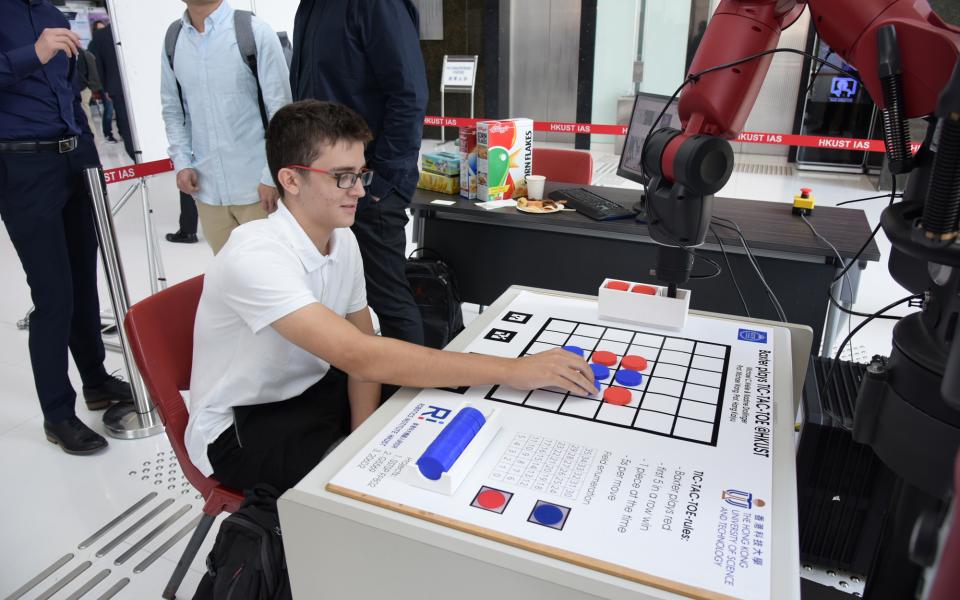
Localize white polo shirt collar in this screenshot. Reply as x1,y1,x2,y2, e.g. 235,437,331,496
181,0,232,33
271,199,343,273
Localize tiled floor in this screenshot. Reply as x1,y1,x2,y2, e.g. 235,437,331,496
0,122,909,597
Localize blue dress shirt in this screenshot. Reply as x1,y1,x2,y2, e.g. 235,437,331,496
0,0,91,142
161,1,292,206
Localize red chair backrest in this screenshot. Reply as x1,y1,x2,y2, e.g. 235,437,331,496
532,147,594,185
123,276,216,499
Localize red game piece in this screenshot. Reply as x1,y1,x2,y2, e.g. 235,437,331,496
605,280,630,291
621,355,648,371
591,350,617,366
603,387,631,405
631,284,658,295
476,489,506,509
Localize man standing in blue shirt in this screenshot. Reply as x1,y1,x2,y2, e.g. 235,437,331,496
0,0,132,455
161,0,292,255
291,0,428,349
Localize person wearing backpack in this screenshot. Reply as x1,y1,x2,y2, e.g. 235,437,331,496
88,22,133,156
161,0,291,254
187,100,598,494
75,48,100,129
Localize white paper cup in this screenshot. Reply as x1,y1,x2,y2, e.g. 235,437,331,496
526,175,546,200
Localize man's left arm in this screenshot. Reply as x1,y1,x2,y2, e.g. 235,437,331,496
359,0,428,201
344,307,382,430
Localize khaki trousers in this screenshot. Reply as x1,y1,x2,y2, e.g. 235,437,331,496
80,89,93,129
195,201,267,254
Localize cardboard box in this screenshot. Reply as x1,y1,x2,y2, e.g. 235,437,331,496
459,127,477,199
417,170,459,195
477,118,533,201
421,151,460,177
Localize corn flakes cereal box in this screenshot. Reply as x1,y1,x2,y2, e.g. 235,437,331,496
476,118,533,201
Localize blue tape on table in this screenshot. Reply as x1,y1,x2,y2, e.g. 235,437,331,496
562,345,584,357
615,369,642,387
416,407,486,481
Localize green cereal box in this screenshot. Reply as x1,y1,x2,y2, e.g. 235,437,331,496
421,151,461,177
476,118,533,201
417,170,459,195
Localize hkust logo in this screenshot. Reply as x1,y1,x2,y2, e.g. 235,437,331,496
722,489,766,510
418,405,452,424
737,328,768,344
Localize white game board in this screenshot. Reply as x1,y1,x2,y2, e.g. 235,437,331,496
328,291,790,600
486,316,729,445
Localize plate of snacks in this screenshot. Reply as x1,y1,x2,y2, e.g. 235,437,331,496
515,197,564,214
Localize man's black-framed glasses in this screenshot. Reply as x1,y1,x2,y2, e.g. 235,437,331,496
286,165,374,189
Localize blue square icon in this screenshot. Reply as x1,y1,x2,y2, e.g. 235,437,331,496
527,500,571,530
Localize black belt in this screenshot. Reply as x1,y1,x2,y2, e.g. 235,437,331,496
0,136,78,154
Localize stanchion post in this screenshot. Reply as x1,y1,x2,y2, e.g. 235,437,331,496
85,166,164,440
138,180,168,293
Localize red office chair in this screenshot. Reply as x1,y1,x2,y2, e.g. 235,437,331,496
531,147,594,185
124,275,243,599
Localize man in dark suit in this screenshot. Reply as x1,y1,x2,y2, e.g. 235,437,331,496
0,0,132,454
87,22,135,161
291,0,429,352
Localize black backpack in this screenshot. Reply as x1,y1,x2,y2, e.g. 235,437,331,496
193,485,291,600
406,249,465,349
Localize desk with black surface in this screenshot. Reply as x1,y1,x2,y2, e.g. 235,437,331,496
411,182,881,353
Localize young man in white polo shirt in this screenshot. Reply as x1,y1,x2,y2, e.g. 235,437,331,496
187,101,597,492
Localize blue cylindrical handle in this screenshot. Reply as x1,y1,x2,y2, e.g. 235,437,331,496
416,407,486,480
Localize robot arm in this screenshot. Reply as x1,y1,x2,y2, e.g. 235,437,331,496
641,1,806,292
643,0,959,296
651,5,960,598
662,0,958,172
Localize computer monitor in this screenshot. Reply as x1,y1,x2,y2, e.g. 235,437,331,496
617,92,681,186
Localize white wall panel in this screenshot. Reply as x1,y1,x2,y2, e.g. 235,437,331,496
637,0,691,96
591,0,640,145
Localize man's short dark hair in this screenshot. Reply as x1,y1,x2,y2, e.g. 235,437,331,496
266,100,373,196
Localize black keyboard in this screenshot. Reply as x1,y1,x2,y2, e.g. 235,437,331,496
548,187,635,221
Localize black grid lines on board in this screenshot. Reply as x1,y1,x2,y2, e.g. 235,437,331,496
484,317,731,446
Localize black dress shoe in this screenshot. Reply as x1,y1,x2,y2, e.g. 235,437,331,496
44,417,108,455
83,374,133,410
165,230,199,244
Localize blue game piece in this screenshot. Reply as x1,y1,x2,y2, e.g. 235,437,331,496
416,407,486,480
533,504,565,526
562,345,584,357
590,363,610,381
615,369,642,387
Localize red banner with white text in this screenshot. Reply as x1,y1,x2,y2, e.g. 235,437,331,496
99,119,919,184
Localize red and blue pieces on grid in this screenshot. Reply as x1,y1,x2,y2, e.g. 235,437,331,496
562,345,648,406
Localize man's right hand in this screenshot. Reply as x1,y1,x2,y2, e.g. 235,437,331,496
176,169,200,194
506,349,598,397
34,28,81,65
